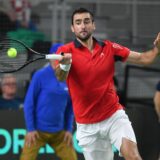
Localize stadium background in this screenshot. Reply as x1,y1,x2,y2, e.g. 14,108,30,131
0,0,160,159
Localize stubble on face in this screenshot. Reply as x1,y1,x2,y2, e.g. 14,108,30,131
77,31,92,42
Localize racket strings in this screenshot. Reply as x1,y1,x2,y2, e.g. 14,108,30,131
0,39,28,72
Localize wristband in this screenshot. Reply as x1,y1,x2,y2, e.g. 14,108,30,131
60,64,71,71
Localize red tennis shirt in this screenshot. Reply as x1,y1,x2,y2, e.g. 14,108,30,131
57,38,130,124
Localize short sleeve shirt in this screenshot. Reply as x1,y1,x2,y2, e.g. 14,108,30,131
57,38,130,123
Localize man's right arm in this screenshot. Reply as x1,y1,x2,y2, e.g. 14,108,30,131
54,53,72,81
55,65,69,81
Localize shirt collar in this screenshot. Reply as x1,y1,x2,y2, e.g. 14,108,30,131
74,37,105,48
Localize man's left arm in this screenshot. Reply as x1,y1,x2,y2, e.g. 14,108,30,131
127,32,160,65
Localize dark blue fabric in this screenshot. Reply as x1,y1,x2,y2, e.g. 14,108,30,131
0,96,23,110
24,64,74,133
156,81,160,91
49,43,64,54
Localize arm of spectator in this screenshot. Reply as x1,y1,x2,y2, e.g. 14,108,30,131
24,72,40,131
25,130,39,148
154,90,160,121
64,95,74,133
63,93,74,147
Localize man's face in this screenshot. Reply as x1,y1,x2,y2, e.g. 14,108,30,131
2,77,17,97
71,13,95,41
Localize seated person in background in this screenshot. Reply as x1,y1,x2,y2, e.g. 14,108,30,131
0,0,36,32
10,0,37,31
0,74,23,110
0,0,16,37
20,43,77,160
154,81,160,121
0,0,16,21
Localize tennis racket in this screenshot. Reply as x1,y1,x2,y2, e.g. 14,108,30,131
0,38,63,73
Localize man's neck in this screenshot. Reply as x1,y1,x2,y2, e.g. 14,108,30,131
77,36,94,53
3,94,15,100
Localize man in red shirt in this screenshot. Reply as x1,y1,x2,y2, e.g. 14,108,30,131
54,8,160,160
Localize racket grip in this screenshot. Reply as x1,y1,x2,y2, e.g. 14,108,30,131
45,54,62,60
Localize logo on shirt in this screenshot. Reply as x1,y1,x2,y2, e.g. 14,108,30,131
100,52,104,58
112,43,123,50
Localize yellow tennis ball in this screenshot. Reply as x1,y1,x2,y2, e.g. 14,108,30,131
7,48,17,58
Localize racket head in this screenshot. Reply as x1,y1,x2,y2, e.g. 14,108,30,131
0,38,44,73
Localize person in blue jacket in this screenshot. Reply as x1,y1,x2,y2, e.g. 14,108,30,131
20,43,77,160
154,81,160,121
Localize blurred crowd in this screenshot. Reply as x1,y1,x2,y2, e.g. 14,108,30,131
0,0,36,34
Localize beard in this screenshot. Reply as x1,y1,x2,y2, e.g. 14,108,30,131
77,31,92,42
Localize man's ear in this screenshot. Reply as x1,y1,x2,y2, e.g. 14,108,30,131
93,22,96,31
71,25,74,33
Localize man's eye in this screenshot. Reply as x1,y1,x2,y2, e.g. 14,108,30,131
84,20,91,24
76,22,81,25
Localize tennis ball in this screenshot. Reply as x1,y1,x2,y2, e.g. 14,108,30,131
7,48,17,58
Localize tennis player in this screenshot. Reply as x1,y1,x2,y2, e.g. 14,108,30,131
54,8,160,160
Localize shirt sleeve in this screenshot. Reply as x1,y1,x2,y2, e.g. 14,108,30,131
111,42,130,62
24,72,41,132
64,94,74,133
156,81,160,91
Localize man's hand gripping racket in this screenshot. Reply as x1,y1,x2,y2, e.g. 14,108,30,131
59,53,72,72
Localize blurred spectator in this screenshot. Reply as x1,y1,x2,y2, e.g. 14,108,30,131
154,81,160,121
0,0,17,21
0,0,37,32
0,74,23,110
0,0,16,37
20,43,77,160
10,0,37,31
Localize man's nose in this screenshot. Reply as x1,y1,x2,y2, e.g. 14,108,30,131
81,22,86,28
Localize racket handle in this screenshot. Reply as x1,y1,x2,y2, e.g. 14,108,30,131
45,54,62,60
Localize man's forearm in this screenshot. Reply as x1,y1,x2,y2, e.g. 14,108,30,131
55,65,69,81
142,47,159,65
54,53,72,81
